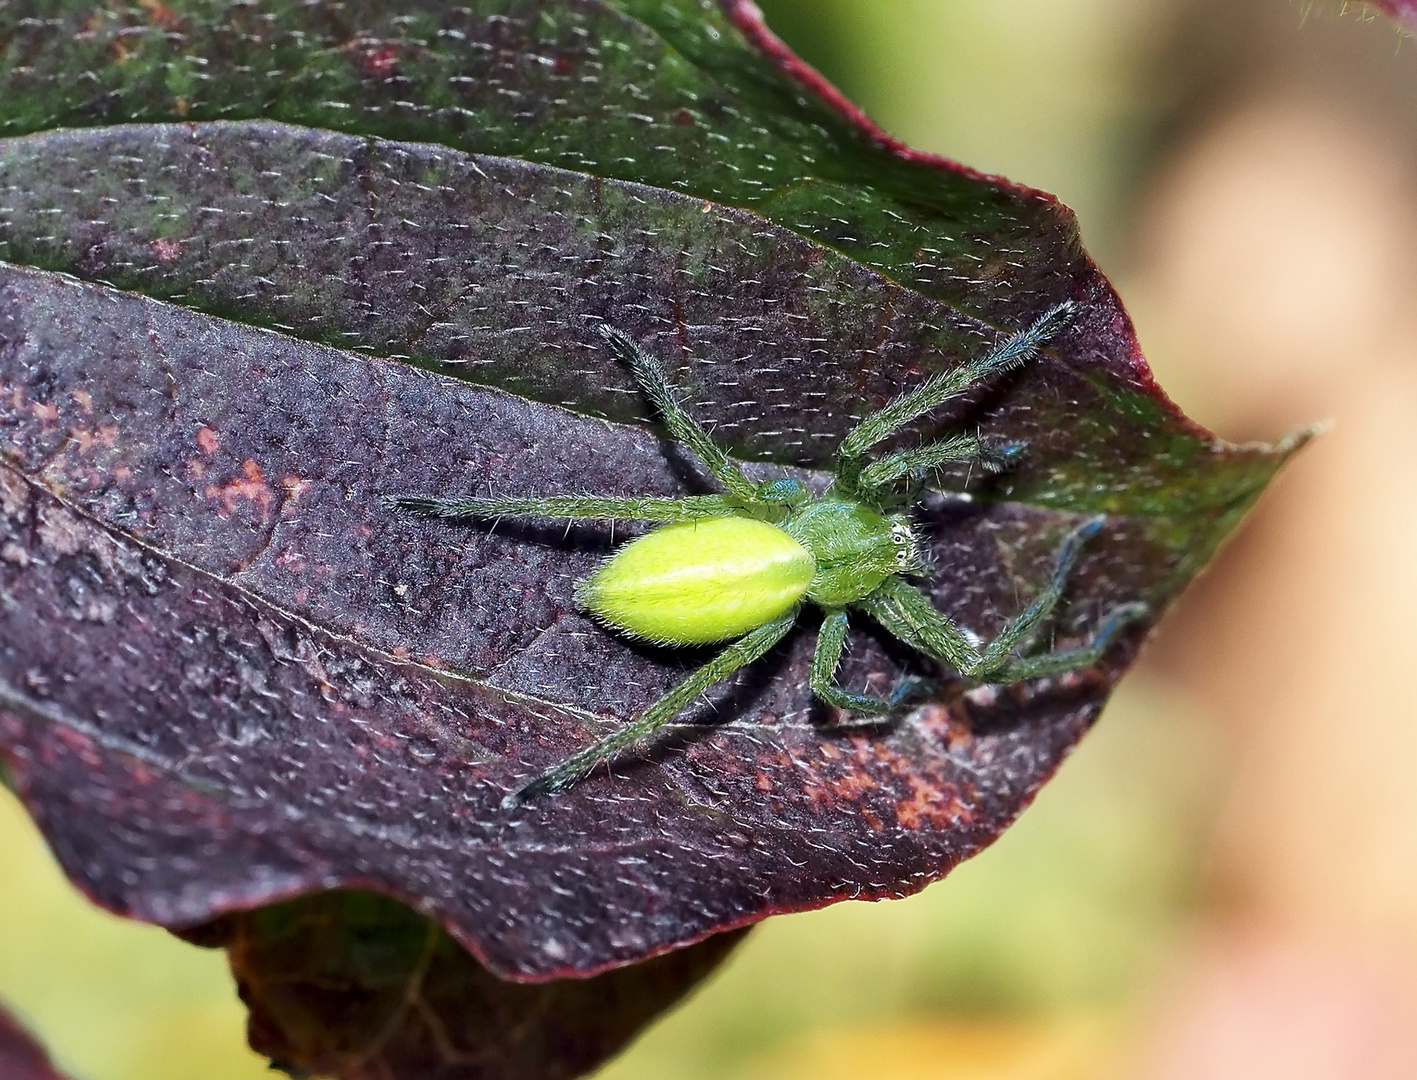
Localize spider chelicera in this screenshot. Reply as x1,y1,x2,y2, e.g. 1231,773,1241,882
389,302,1146,807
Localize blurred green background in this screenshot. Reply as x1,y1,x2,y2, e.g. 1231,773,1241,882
7,1,1417,1076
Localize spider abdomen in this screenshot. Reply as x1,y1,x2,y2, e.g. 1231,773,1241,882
575,517,815,646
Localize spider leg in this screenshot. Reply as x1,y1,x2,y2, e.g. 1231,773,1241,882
982,601,1148,681
856,432,1021,493
856,576,982,674
857,517,1145,684
834,303,1072,494
808,610,901,715
384,493,733,523
598,325,760,503
971,514,1104,674
504,606,801,806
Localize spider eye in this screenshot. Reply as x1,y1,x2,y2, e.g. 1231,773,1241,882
888,520,921,571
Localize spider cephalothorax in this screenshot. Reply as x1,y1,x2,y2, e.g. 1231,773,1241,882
389,303,1146,807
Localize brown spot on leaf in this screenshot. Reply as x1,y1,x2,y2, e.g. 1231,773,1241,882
137,0,183,32
70,424,117,453
206,459,275,520
895,775,972,832
151,237,183,264
348,37,401,79
277,477,313,524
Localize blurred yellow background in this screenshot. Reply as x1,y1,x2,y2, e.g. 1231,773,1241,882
5,1,1417,1077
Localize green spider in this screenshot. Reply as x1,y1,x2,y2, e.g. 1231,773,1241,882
389,302,1147,808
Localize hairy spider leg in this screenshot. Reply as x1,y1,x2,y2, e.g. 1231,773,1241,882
809,610,900,715
389,326,776,524
857,517,1148,684
972,515,1105,672
384,492,735,523
994,600,1149,681
857,432,1007,491
834,302,1075,498
505,606,801,806
597,325,763,503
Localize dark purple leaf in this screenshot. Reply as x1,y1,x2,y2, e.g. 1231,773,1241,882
0,1001,71,1080
0,0,1293,1034
179,891,745,1080
0,250,1289,979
